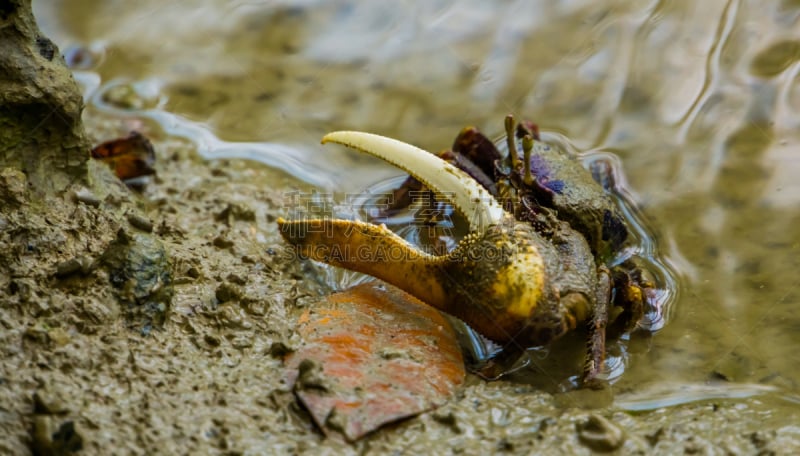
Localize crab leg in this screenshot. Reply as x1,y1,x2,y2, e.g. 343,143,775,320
582,266,611,385
522,135,535,186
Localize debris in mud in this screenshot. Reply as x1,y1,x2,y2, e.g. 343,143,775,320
284,282,465,441
32,390,69,416
99,228,173,331
63,43,104,70
31,389,83,456
53,256,93,279
100,82,161,111
126,212,154,233
576,414,625,452
91,131,157,184
31,418,83,456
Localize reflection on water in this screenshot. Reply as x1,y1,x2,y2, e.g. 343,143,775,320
37,0,800,407
616,381,780,412
89,79,341,188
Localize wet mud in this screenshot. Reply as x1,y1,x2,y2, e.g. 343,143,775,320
2,0,800,454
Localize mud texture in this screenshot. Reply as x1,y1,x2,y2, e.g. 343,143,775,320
0,127,324,454
0,0,90,192
0,123,797,455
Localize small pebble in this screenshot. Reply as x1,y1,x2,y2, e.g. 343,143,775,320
127,212,153,232
74,188,101,207
576,414,625,452
54,256,92,278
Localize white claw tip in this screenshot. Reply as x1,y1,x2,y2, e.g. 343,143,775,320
322,131,506,231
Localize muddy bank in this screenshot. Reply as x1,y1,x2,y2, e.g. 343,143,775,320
0,125,319,454
1,121,798,454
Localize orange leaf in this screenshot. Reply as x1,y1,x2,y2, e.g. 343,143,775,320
285,282,465,441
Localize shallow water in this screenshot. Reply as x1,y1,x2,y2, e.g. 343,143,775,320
37,0,800,413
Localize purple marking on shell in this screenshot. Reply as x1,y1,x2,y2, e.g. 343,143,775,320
529,155,565,194
542,179,565,194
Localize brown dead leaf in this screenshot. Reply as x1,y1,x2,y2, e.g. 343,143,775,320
91,131,156,181
284,282,464,441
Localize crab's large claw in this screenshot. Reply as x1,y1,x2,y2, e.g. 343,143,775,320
279,132,582,346
277,217,449,310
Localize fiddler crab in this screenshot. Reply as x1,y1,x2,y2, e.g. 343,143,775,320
278,115,657,386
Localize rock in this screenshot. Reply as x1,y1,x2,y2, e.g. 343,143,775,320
215,202,256,223
72,188,101,207
294,359,330,393
213,235,235,249
215,282,244,304
75,297,120,333
99,228,173,330
268,341,294,358
100,83,160,111
0,168,28,207
0,0,91,192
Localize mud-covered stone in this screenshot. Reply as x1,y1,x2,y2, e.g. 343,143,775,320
576,414,625,452
31,417,83,456
0,168,28,207
54,257,93,278
99,228,173,331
